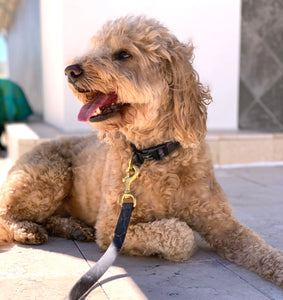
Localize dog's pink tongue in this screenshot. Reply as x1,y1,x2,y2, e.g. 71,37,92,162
78,92,117,122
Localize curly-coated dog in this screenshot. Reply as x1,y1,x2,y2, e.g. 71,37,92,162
0,16,282,288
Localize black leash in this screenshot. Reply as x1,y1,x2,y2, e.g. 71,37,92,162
68,158,139,300
68,141,180,299
68,203,134,300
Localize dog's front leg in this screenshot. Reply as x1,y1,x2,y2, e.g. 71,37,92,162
0,139,73,244
96,214,196,262
195,211,283,288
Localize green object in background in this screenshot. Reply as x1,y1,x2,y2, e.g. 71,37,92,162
0,79,32,125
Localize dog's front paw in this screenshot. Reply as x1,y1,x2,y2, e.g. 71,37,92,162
13,221,48,245
45,216,96,242
159,219,197,262
69,224,96,242
120,218,197,262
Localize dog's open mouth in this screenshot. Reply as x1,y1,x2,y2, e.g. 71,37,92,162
78,91,129,122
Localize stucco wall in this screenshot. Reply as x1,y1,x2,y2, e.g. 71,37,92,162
239,0,283,132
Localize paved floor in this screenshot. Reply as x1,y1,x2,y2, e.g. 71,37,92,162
0,158,283,300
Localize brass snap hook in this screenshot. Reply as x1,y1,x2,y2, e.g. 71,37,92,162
121,158,140,207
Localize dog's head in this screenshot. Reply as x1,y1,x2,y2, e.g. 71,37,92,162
65,16,211,148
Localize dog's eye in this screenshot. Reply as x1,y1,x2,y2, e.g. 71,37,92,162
115,50,132,61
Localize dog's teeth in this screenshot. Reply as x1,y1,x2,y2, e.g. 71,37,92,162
91,108,101,118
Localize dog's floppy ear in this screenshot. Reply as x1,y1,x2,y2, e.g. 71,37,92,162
164,39,212,148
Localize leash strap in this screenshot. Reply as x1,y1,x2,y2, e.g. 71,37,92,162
68,158,139,300
68,202,134,300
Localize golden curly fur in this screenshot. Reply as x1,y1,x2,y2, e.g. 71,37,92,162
0,16,282,288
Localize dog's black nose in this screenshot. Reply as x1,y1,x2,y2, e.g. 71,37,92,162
64,64,83,81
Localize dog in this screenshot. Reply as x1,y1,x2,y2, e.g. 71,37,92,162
0,16,282,288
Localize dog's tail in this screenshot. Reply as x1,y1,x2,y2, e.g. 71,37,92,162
0,218,13,245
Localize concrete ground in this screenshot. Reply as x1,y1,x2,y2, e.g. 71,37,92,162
0,158,283,300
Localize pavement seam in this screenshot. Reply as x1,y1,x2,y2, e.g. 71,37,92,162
73,240,91,267
73,241,111,299
215,258,273,299
226,169,269,188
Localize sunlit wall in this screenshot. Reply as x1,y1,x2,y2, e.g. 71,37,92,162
40,0,241,132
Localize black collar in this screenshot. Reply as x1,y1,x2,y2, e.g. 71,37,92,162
131,141,180,165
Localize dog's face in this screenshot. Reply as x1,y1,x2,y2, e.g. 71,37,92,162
65,16,211,147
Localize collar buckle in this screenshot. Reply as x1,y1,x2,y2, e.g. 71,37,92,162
131,141,180,165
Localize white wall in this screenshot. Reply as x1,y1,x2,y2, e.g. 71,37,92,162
41,0,241,132
40,0,65,128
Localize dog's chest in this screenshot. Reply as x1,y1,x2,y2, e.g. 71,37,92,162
124,165,183,219
100,154,189,220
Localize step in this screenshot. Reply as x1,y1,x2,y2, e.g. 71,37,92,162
5,122,89,163
5,122,283,166
207,131,283,166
